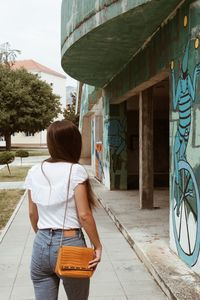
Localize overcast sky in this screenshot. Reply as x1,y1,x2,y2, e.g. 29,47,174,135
0,0,77,87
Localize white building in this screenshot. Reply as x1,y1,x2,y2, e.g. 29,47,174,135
9,59,66,147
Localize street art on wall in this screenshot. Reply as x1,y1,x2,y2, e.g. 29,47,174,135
95,142,104,181
171,36,200,267
102,100,127,190
107,118,126,173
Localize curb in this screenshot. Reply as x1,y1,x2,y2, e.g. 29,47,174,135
0,190,27,244
97,196,175,300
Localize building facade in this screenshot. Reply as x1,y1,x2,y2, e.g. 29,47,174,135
61,0,200,273
9,60,66,147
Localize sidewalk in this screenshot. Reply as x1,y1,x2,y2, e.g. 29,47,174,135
0,156,49,171
91,178,200,300
0,193,167,299
2,158,199,299
0,181,24,189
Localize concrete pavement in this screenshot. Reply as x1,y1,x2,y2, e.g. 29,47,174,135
91,179,200,300
0,156,49,171
0,181,24,189
0,190,167,299
11,156,49,166
1,157,200,298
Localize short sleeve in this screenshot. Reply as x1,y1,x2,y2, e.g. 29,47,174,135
71,164,88,191
24,167,34,190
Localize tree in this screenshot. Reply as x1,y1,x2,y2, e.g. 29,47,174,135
63,92,79,127
0,42,21,68
15,150,29,166
0,65,61,150
0,151,15,175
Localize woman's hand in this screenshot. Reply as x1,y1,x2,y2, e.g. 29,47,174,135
88,247,102,269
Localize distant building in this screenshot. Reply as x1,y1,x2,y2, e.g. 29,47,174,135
9,60,66,147
66,86,77,106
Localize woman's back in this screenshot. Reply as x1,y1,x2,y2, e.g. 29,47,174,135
25,162,88,229
26,120,102,300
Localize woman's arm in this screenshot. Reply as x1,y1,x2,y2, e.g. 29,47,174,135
28,190,38,233
74,183,102,269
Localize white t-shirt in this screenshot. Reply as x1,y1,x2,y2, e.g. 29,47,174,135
24,162,88,229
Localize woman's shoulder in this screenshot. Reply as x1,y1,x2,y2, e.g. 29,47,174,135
25,164,42,179
27,164,41,174
73,163,87,173
24,164,41,189
72,163,88,182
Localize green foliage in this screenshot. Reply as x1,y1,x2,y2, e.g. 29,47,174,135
0,151,15,174
0,64,61,149
15,150,29,166
15,150,29,158
0,151,15,164
63,92,79,127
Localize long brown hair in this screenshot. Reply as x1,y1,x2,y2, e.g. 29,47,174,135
42,120,97,208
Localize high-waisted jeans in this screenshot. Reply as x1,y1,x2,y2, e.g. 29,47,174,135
31,229,90,300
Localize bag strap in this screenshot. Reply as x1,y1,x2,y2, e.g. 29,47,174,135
60,163,73,247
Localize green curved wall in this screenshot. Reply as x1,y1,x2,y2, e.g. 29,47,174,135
61,0,181,87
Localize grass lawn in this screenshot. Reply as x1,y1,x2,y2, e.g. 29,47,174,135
0,148,49,156
0,166,30,181
0,189,25,229
26,149,49,156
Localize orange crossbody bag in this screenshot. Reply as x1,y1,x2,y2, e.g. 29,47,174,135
55,164,94,278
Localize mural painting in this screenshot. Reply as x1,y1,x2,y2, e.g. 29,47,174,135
102,100,127,190
107,118,126,173
171,32,200,266
95,142,104,181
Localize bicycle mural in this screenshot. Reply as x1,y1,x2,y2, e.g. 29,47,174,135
171,37,200,267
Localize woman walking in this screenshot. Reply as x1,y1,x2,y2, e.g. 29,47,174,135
24,120,102,300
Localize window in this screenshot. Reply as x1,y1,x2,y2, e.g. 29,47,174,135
25,132,35,137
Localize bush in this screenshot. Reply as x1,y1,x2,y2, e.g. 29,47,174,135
15,150,29,158
0,151,15,164
0,151,15,174
15,150,29,165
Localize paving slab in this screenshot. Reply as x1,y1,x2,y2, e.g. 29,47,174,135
91,178,200,300
11,156,49,166
0,193,166,300
0,181,24,189
0,156,49,171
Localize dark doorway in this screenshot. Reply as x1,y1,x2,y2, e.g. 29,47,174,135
127,78,169,189
153,79,169,187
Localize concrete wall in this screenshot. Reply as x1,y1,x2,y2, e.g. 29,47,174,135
90,102,103,181
40,72,66,110
104,0,200,271
102,95,127,190
61,0,180,87
79,85,103,164
11,131,46,146
169,1,200,272
77,0,200,271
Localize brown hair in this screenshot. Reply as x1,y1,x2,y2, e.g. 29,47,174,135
42,120,97,208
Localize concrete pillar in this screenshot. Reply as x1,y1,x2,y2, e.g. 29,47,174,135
80,116,91,163
139,88,154,209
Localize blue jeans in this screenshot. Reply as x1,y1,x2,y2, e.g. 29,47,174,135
31,229,90,300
